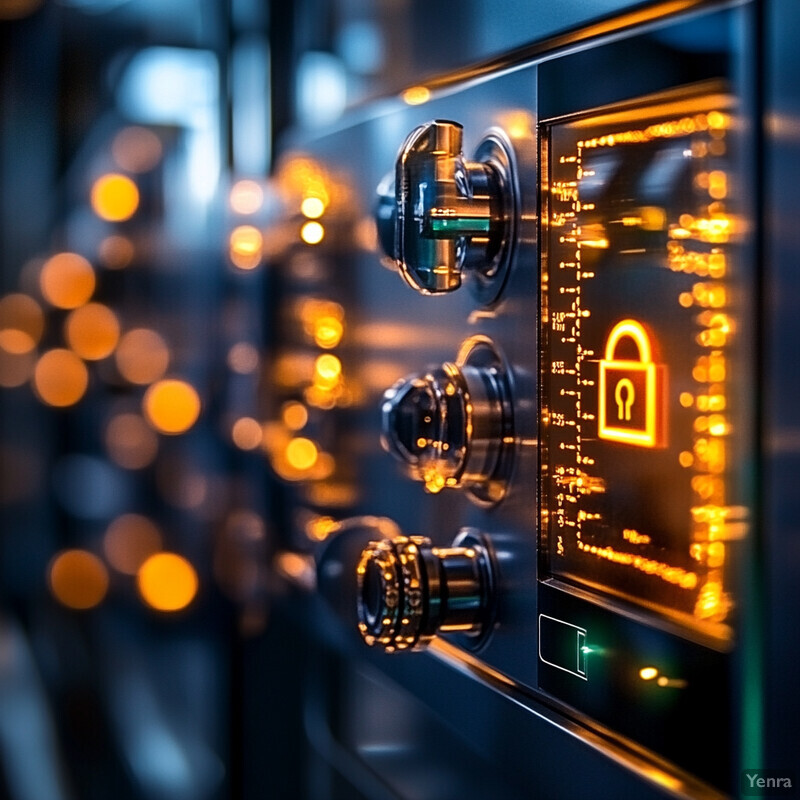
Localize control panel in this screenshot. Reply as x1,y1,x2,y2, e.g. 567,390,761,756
273,3,761,798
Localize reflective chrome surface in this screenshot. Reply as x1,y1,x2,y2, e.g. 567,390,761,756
380,336,513,502
357,529,495,652
384,120,520,302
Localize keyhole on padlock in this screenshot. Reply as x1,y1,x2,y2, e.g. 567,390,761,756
614,378,635,421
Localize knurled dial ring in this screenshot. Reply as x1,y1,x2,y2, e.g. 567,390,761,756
356,535,429,652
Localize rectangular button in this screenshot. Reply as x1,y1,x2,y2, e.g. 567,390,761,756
539,614,588,679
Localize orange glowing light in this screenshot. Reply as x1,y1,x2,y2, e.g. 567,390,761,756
143,379,201,434
274,551,314,583
103,514,162,575
314,353,341,383
39,252,95,309
230,180,264,215
285,437,318,470
598,319,664,448
64,302,120,360
111,127,163,173
639,666,659,681
229,225,263,269
98,235,135,270
232,417,263,450
300,221,324,245
0,329,35,355
305,515,337,541
137,553,198,612
227,341,259,374
105,412,159,469
402,86,431,105
313,315,344,349
300,196,326,219
115,328,169,385
0,293,44,354
708,170,727,200
281,401,308,431
49,550,109,610
33,349,89,407
91,173,140,222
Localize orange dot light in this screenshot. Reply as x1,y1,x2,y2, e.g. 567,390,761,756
137,552,198,612
285,437,318,471
104,514,162,575
0,293,44,354
229,225,263,270
64,302,120,360
143,379,201,434
49,549,109,610
115,328,169,384
91,173,140,222
39,252,95,309
33,349,89,407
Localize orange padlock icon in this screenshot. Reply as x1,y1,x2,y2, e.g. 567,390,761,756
598,319,666,448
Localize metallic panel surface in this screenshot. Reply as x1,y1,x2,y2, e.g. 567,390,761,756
269,0,798,797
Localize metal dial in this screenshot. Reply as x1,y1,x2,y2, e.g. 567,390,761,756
377,120,517,303
356,529,495,652
380,336,514,504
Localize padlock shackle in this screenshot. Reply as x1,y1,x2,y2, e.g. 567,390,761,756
604,319,652,363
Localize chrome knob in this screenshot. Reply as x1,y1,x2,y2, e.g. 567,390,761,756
382,120,515,299
380,336,513,504
356,529,495,652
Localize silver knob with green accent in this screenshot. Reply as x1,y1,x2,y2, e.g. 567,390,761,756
391,120,514,297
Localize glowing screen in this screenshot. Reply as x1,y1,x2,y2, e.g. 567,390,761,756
542,89,746,634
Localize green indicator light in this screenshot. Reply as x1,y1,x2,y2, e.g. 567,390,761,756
430,217,490,234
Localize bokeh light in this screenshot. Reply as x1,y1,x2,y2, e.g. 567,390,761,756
285,437,318,470
91,173,140,222
39,252,95,309
111,126,163,173
231,417,263,450
402,85,431,105
300,220,324,245
64,302,120,360
230,179,264,215
143,379,201,434
105,412,159,469
300,196,325,219
0,293,44,354
49,550,109,610
103,514,162,575
98,235,135,270
229,225,263,270
313,315,343,349
227,341,259,374
281,401,308,431
137,553,198,612
33,349,89,407
0,349,36,388
115,328,169,384
314,353,342,383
